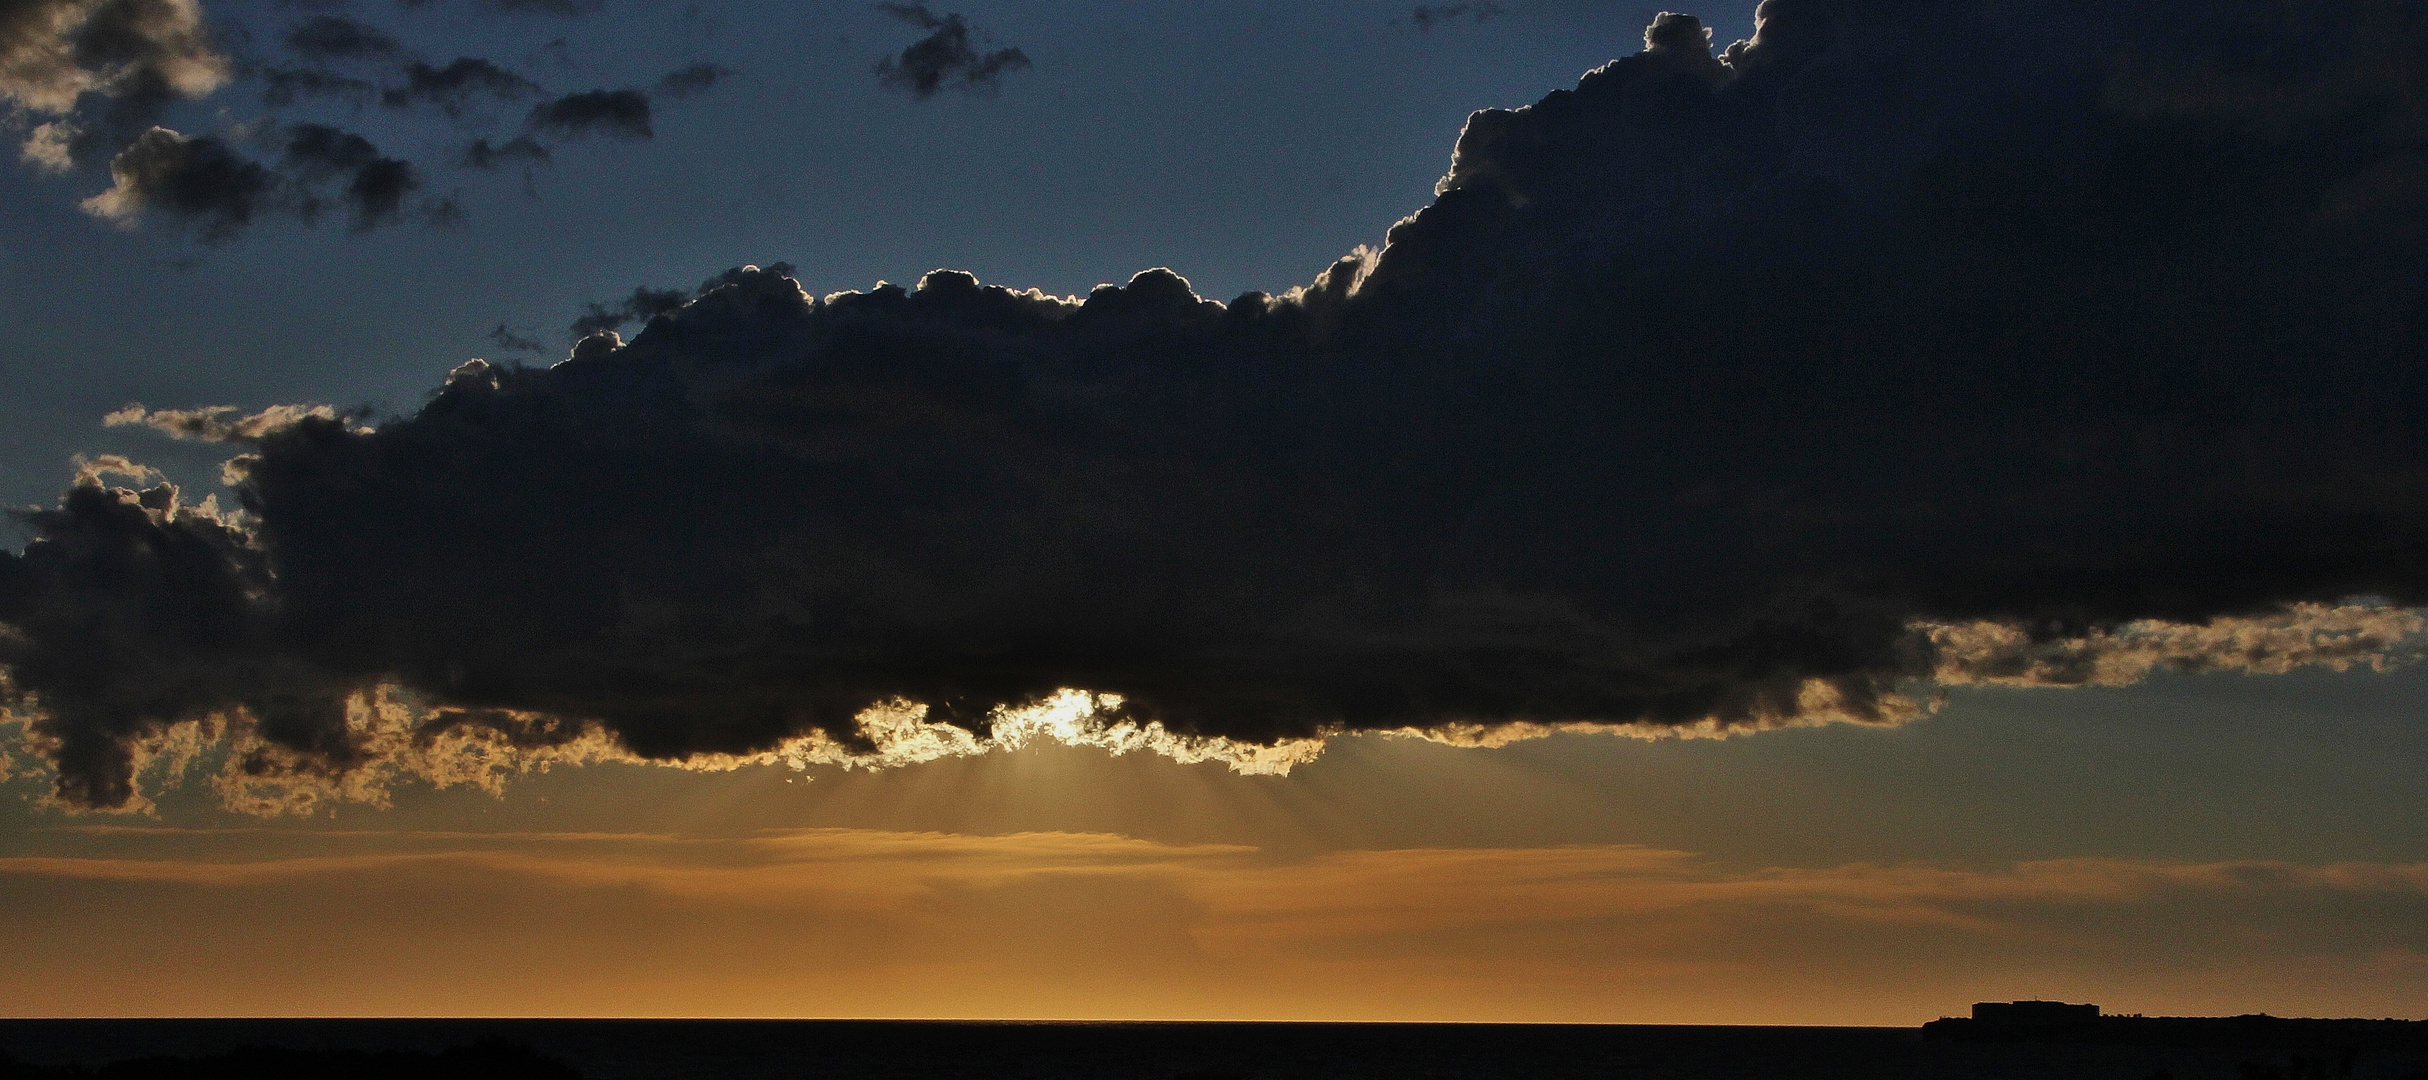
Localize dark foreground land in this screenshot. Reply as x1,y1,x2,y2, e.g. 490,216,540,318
1,1018,2424,1080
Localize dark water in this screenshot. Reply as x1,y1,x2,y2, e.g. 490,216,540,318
1,1020,2421,1080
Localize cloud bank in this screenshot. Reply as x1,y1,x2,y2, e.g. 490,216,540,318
7,0,2428,811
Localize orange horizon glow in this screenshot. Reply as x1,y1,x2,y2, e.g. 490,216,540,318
3,821,2422,1025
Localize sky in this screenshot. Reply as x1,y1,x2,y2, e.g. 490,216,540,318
3,0,2428,1024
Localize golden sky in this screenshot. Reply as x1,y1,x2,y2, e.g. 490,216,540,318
4,669,2426,1023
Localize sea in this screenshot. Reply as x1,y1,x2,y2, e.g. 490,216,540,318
0,1019,2418,1080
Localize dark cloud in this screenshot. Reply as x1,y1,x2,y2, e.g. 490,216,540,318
420,189,465,226
652,61,728,99
8,0,692,234
487,324,548,354
2,0,231,168
279,14,400,60
460,133,550,195
1408,3,1503,31
569,283,690,339
79,126,275,242
254,63,376,107
477,0,593,14
13,0,2428,809
77,121,432,240
0,481,284,808
58,70,189,165
395,0,594,13
527,34,574,69
460,133,550,169
380,57,542,116
280,122,382,173
280,122,420,230
0,0,227,110
872,3,1028,99
525,88,651,139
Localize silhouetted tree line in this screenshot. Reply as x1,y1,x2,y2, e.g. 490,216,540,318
0,1041,580,1080
2141,1056,2428,1080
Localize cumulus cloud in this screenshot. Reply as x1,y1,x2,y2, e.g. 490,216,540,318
280,122,420,229
6,0,713,236
105,403,344,442
78,126,274,241
524,87,649,139
19,120,77,170
872,3,1028,99
68,453,163,488
0,0,227,113
74,122,435,239
10,0,2428,811
1,0,231,167
1925,605,2428,688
